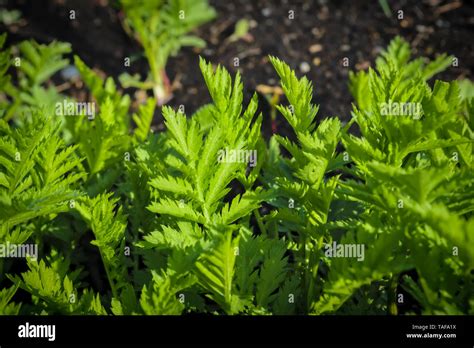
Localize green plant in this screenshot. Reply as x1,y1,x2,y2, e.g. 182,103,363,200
0,8,21,26
119,0,216,105
0,34,71,121
378,0,392,18
0,35,472,316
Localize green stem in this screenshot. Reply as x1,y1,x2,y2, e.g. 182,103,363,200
388,274,399,315
378,0,392,18
307,236,323,312
99,249,118,299
301,229,309,313
254,209,268,236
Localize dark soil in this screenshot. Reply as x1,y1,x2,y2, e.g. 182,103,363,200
2,0,474,138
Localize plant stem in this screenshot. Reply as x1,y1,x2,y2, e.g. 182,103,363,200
388,274,399,315
254,209,268,236
378,0,392,17
307,236,323,311
99,249,118,299
152,68,172,106
302,230,309,313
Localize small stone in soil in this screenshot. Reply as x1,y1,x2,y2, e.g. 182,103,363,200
341,44,351,52
436,19,449,27
262,8,272,17
400,19,410,28
309,44,323,53
312,57,321,66
203,48,214,56
300,62,311,73
268,78,277,85
416,25,433,33
355,61,370,70
61,65,80,80
311,28,325,38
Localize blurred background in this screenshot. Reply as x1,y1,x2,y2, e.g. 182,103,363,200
1,0,473,136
